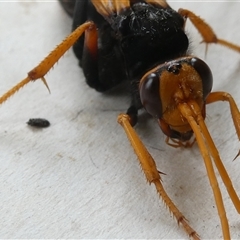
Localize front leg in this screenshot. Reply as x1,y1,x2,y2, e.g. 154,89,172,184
117,113,200,240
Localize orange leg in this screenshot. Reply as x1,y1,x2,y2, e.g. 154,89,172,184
205,92,240,211
179,9,240,53
178,101,231,240
117,113,200,240
206,92,240,140
0,21,95,105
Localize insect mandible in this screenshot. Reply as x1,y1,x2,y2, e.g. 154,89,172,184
1,1,240,239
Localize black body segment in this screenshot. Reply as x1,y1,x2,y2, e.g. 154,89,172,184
61,0,189,96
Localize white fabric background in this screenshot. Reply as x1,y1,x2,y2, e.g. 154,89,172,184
1,1,240,239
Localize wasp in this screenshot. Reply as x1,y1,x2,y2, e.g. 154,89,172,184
1,1,240,239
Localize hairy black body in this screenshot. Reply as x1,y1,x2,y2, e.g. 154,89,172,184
59,0,189,111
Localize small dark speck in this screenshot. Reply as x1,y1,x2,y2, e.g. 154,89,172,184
27,118,50,128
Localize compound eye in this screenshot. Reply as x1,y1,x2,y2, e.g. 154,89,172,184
139,72,162,118
190,57,213,99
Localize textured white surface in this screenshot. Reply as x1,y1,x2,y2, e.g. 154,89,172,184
1,1,240,239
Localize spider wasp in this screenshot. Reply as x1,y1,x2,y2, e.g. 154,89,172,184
1,0,240,239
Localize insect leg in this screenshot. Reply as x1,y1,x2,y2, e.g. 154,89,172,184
0,21,94,106
205,92,240,211
206,92,240,141
117,113,200,240
178,102,231,240
179,9,240,53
